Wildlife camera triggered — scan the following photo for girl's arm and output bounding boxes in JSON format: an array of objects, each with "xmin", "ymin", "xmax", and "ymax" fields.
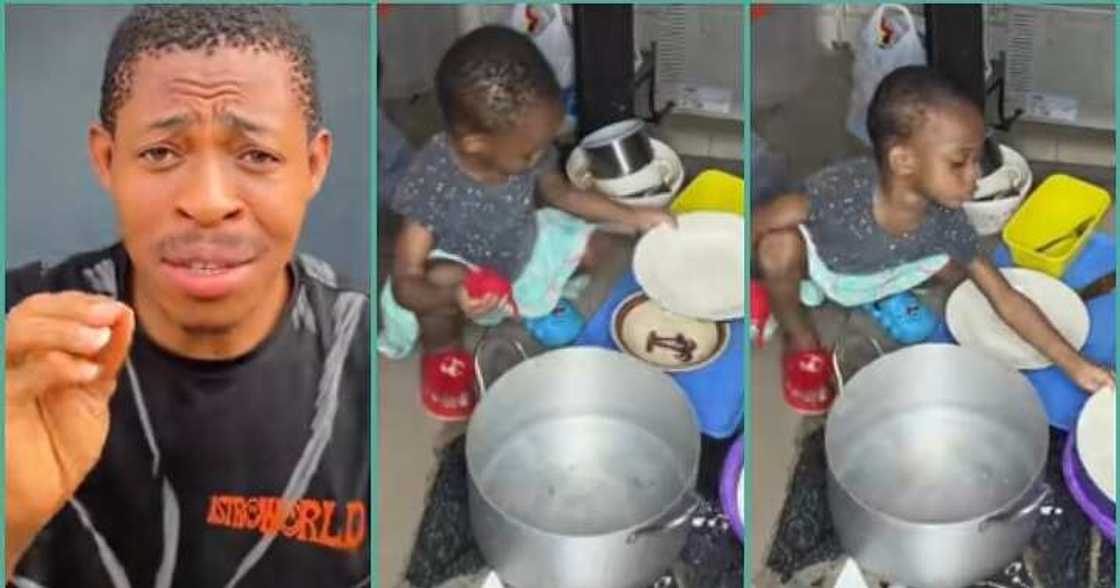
[
  {"xmin": 967, "ymin": 256, "xmax": 1114, "ymax": 393},
  {"xmin": 751, "ymin": 192, "xmax": 810, "ymax": 244},
  {"xmin": 538, "ymin": 171, "xmax": 674, "ymax": 233}
]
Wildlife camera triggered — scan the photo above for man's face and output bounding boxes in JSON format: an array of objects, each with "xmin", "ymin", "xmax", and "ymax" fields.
[{"xmin": 90, "ymin": 47, "xmax": 331, "ymax": 332}]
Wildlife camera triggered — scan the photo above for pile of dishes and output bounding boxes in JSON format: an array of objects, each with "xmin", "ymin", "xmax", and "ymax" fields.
[
  {"xmin": 565, "ymin": 118, "xmax": 685, "ymax": 213},
  {"xmin": 620, "ymin": 210, "xmax": 747, "ymax": 538},
  {"xmin": 962, "ymin": 142, "xmax": 1033, "ymax": 236},
  {"xmin": 611, "ymin": 211, "xmax": 745, "ymax": 375}
]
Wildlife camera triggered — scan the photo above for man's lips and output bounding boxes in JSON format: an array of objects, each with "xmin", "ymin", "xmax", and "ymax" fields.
[
  {"xmin": 161, "ymin": 244, "xmax": 257, "ymax": 267},
  {"xmin": 162, "ymin": 256, "xmax": 254, "ymax": 270},
  {"xmin": 158, "ymin": 251, "xmax": 259, "ymax": 299}
]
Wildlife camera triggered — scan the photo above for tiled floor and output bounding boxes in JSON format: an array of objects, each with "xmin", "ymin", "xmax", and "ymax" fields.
[{"xmin": 377, "ymin": 94, "xmax": 743, "ymax": 585}]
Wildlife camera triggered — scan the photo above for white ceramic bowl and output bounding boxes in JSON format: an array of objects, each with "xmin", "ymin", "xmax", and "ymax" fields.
[
  {"xmin": 566, "ymin": 138, "xmax": 685, "ymax": 211},
  {"xmin": 962, "ymin": 144, "xmax": 1033, "ymax": 236}
]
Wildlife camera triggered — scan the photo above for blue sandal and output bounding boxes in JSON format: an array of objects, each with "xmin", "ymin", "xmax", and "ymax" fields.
[
  {"xmin": 524, "ymin": 298, "xmax": 585, "ymax": 348},
  {"xmin": 864, "ymin": 291, "xmax": 936, "ymax": 345}
]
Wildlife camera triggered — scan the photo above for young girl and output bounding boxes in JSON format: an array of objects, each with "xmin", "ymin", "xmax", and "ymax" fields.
[
  {"xmin": 753, "ymin": 66, "xmax": 1113, "ymax": 415},
  {"xmin": 380, "ymin": 26, "xmax": 672, "ymax": 420}
]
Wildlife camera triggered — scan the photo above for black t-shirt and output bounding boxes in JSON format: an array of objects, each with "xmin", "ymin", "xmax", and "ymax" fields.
[{"xmin": 7, "ymin": 245, "xmax": 370, "ymax": 588}]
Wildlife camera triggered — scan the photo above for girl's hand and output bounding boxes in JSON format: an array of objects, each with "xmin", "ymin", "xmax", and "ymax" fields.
[
  {"xmin": 455, "ymin": 288, "xmax": 505, "ymax": 319},
  {"xmin": 630, "ymin": 208, "xmax": 676, "ymax": 233},
  {"xmin": 1068, "ymin": 360, "xmax": 1115, "ymax": 394}
]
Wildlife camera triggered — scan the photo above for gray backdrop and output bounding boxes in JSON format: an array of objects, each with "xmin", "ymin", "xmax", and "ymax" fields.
[{"xmin": 6, "ymin": 5, "xmax": 371, "ymax": 287}]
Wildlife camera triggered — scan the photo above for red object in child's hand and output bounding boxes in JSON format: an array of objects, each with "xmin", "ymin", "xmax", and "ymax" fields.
[
  {"xmin": 750, "ymin": 280, "xmax": 775, "ymax": 347},
  {"xmin": 463, "ymin": 267, "xmax": 519, "ymax": 318}
]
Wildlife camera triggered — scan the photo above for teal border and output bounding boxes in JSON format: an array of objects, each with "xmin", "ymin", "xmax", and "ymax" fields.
[
  {"xmin": 742, "ymin": 3, "xmax": 752, "ymax": 585},
  {"xmin": 369, "ymin": 4, "xmax": 380, "ymax": 587}
]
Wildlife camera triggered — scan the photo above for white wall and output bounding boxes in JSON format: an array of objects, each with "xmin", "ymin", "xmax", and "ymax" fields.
[
  {"xmin": 378, "ymin": 5, "xmax": 460, "ymax": 100},
  {"xmin": 752, "ymin": 4, "xmax": 1114, "ymax": 170}
]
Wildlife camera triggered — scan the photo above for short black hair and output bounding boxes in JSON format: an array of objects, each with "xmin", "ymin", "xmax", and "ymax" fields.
[
  {"xmin": 435, "ymin": 25, "xmax": 561, "ymax": 134},
  {"xmin": 100, "ymin": 5, "xmax": 320, "ymax": 134},
  {"xmin": 867, "ymin": 66, "xmax": 978, "ymax": 166}
]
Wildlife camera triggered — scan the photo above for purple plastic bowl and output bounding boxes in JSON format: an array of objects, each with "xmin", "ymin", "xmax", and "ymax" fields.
[
  {"xmin": 1062, "ymin": 431, "xmax": 1115, "ymax": 543},
  {"xmin": 719, "ymin": 435, "xmax": 744, "ymax": 542}
]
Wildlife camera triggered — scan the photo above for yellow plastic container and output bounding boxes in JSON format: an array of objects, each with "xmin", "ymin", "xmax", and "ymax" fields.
[
  {"xmin": 670, "ymin": 170, "xmax": 745, "ymax": 216},
  {"xmin": 1001, "ymin": 174, "xmax": 1112, "ymax": 278}
]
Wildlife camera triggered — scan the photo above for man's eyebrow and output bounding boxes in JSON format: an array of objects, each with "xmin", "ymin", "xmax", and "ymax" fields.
[
  {"xmin": 220, "ymin": 112, "xmax": 272, "ymax": 134},
  {"xmin": 142, "ymin": 113, "xmax": 273, "ymax": 135},
  {"xmin": 147, "ymin": 113, "xmax": 192, "ymax": 132}
]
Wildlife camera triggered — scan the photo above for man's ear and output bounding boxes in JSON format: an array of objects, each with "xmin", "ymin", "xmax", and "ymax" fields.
[
  {"xmin": 88, "ymin": 123, "xmax": 114, "ymax": 192},
  {"xmin": 306, "ymin": 128, "xmax": 333, "ymax": 199}
]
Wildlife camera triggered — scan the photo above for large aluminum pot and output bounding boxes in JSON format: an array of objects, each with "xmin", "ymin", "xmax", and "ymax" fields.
[
  {"xmin": 826, "ymin": 344, "xmax": 1050, "ymax": 588},
  {"xmin": 467, "ymin": 344, "xmax": 701, "ymax": 588}
]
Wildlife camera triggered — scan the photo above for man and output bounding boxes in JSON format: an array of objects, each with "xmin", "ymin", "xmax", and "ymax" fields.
[{"xmin": 5, "ymin": 6, "xmax": 369, "ymax": 586}]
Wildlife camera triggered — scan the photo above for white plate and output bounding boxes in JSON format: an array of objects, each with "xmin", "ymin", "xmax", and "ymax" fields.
[
  {"xmin": 946, "ymin": 268, "xmax": 1090, "ymax": 370},
  {"xmin": 633, "ymin": 212, "xmax": 745, "ymax": 321},
  {"xmin": 1077, "ymin": 388, "xmax": 1116, "ymax": 502}
]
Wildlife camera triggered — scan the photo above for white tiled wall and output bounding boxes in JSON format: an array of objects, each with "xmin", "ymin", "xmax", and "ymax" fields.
[
  {"xmin": 654, "ymin": 113, "xmax": 744, "ymax": 161},
  {"xmin": 1004, "ymin": 123, "xmax": 1115, "ymax": 168}
]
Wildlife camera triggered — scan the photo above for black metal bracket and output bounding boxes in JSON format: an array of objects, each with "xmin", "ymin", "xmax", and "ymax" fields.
[
  {"xmin": 633, "ymin": 42, "xmax": 676, "ymax": 126},
  {"xmin": 986, "ymin": 52, "xmax": 1024, "ymax": 133}
]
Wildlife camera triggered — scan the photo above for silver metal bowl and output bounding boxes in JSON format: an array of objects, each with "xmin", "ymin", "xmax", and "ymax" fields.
[{"xmin": 580, "ymin": 119, "xmax": 655, "ymax": 179}]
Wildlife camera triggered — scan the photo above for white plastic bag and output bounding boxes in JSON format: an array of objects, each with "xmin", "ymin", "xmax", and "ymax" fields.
[
  {"xmin": 510, "ymin": 4, "xmax": 574, "ymax": 89},
  {"xmin": 846, "ymin": 4, "xmax": 926, "ymax": 145}
]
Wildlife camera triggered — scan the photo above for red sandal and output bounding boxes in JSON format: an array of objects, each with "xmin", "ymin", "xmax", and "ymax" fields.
[
  {"xmin": 782, "ymin": 348, "xmax": 836, "ymax": 416},
  {"xmin": 421, "ymin": 348, "xmax": 477, "ymax": 421}
]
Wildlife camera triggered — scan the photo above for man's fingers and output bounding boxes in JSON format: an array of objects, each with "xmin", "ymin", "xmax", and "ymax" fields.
[
  {"xmin": 12, "ymin": 292, "xmax": 125, "ymax": 327},
  {"xmin": 7, "ymin": 315, "xmax": 113, "ymax": 357},
  {"xmin": 8, "ymin": 351, "xmax": 102, "ymax": 405},
  {"xmin": 95, "ymin": 306, "xmax": 135, "ymax": 384}
]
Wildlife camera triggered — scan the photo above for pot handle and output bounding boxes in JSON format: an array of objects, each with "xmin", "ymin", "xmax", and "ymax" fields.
[
  {"xmin": 473, "ymin": 330, "xmax": 529, "ymax": 396},
  {"xmin": 832, "ymin": 332, "xmax": 884, "ymax": 395},
  {"xmin": 979, "ymin": 482, "xmax": 1052, "ymax": 532},
  {"xmin": 626, "ymin": 490, "xmax": 702, "ymax": 545}
]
